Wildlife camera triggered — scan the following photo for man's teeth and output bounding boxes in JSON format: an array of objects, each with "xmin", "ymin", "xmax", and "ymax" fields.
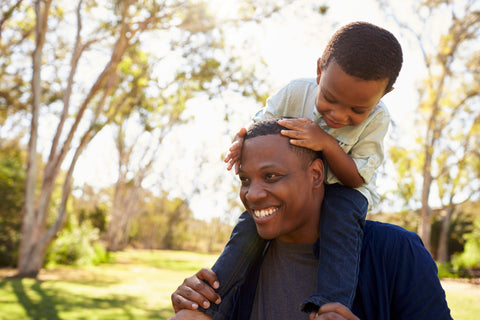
[{"xmin": 253, "ymin": 208, "xmax": 277, "ymax": 218}]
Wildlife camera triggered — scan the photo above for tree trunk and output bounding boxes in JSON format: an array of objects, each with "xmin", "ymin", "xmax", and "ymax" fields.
[
  {"xmin": 17, "ymin": 0, "xmax": 51, "ymax": 278},
  {"xmin": 418, "ymin": 209, "xmax": 432, "ymax": 254},
  {"xmin": 16, "ymin": 240, "xmax": 49, "ymax": 278},
  {"xmin": 419, "ymin": 162, "xmax": 433, "ymax": 253},
  {"xmin": 437, "ymin": 207, "xmax": 454, "ymax": 263}
]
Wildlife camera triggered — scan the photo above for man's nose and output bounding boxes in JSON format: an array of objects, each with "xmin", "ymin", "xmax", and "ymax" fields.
[{"xmin": 245, "ymin": 181, "xmax": 267, "ymax": 202}]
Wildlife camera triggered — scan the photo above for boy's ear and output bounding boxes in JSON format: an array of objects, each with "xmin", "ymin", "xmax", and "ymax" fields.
[
  {"xmin": 316, "ymin": 58, "xmax": 322, "ymax": 84},
  {"xmin": 382, "ymin": 86, "xmax": 394, "ymax": 97},
  {"xmin": 310, "ymin": 158, "xmax": 324, "ymax": 189}
]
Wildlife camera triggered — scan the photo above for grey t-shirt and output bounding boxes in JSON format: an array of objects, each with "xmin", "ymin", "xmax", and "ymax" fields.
[{"xmin": 249, "ymin": 239, "xmax": 317, "ymax": 320}]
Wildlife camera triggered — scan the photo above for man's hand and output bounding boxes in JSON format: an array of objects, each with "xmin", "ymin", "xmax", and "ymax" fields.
[
  {"xmin": 224, "ymin": 127, "xmax": 247, "ymax": 174},
  {"xmin": 278, "ymin": 118, "xmax": 334, "ymax": 152},
  {"xmin": 171, "ymin": 268, "xmax": 221, "ymax": 313},
  {"xmin": 168, "ymin": 309, "xmax": 214, "ymax": 320},
  {"xmin": 309, "ymin": 303, "xmax": 360, "ymax": 320}
]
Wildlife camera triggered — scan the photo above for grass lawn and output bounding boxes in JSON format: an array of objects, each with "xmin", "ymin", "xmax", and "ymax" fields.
[
  {"xmin": 0, "ymin": 250, "xmax": 478, "ymax": 320},
  {"xmin": 0, "ymin": 250, "xmax": 217, "ymax": 320}
]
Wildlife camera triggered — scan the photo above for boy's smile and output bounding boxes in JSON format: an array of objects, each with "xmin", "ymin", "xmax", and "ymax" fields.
[{"xmin": 315, "ymin": 61, "xmax": 391, "ymax": 128}]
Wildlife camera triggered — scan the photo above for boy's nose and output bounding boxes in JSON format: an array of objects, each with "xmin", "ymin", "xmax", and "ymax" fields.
[{"xmin": 334, "ymin": 108, "xmax": 350, "ymax": 124}]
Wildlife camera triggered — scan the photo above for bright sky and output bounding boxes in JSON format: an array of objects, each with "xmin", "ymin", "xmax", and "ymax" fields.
[{"xmin": 70, "ymin": 0, "xmax": 428, "ymax": 222}]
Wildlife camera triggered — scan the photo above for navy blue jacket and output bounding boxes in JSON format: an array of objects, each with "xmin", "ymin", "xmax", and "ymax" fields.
[{"xmin": 232, "ymin": 221, "xmax": 452, "ymax": 320}]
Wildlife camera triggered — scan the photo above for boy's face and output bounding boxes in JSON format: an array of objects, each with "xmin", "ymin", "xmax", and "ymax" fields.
[
  {"xmin": 315, "ymin": 60, "xmax": 391, "ymax": 128},
  {"xmin": 238, "ymin": 134, "xmax": 324, "ymax": 244}
]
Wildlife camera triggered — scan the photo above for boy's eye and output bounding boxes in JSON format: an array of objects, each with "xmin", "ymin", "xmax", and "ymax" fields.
[
  {"xmin": 323, "ymin": 93, "xmax": 336, "ymax": 103},
  {"xmin": 352, "ymin": 108, "xmax": 367, "ymax": 114},
  {"xmin": 352, "ymin": 107, "xmax": 369, "ymax": 114}
]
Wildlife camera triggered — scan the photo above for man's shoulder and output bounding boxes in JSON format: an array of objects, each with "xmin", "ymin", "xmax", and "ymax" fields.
[{"xmin": 364, "ymin": 220, "xmax": 423, "ymax": 248}]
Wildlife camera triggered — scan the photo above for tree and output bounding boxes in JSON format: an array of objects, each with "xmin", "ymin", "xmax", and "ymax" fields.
[
  {"xmin": 379, "ymin": 0, "xmax": 480, "ymax": 254},
  {"xmin": 17, "ymin": 0, "xmax": 212, "ymax": 278},
  {"xmin": 104, "ymin": 0, "xmax": 310, "ymax": 251},
  {"xmin": 8, "ymin": 0, "xmax": 301, "ymax": 277}
]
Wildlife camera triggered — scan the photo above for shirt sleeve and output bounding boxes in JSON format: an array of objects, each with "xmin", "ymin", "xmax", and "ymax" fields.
[
  {"xmin": 252, "ymin": 85, "xmax": 290, "ymax": 121},
  {"xmin": 349, "ymin": 107, "xmax": 390, "ymax": 184}
]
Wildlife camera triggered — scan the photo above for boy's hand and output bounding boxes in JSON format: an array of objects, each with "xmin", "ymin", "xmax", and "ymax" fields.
[
  {"xmin": 278, "ymin": 118, "xmax": 333, "ymax": 151},
  {"xmin": 224, "ymin": 127, "xmax": 247, "ymax": 174},
  {"xmin": 171, "ymin": 268, "xmax": 221, "ymax": 313}
]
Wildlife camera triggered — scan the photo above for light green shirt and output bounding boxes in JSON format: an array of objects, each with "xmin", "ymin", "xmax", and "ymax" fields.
[{"xmin": 253, "ymin": 78, "xmax": 391, "ymax": 210}]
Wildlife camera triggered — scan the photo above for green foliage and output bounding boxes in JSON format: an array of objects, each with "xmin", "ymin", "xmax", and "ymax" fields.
[
  {"xmin": 0, "ymin": 141, "xmax": 25, "ymax": 267},
  {"xmin": 430, "ymin": 208, "xmax": 477, "ymax": 259},
  {"xmin": 45, "ymin": 217, "xmax": 110, "ymax": 267},
  {"xmin": 437, "ymin": 262, "xmax": 459, "ymax": 279},
  {"xmin": 129, "ymin": 195, "xmax": 193, "ymax": 250},
  {"xmin": 128, "ymin": 193, "xmax": 232, "ymax": 252},
  {"xmin": 77, "ymin": 205, "xmax": 107, "ymax": 233},
  {"xmin": 452, "ymin": 216, "xmax": 480, "ymax": 270}
]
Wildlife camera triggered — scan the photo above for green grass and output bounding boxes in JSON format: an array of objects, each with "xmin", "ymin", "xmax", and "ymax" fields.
[
  {"xmin": 0, "ymin": 250, "xmax": 217, "ymax": 320},
  {"xmin": 442, "ymin": 280, "xmax": 480, "ymax": 320},
  {"xmin": 0, "ymin": 250, "xmax": 478, "ymax": 320}
]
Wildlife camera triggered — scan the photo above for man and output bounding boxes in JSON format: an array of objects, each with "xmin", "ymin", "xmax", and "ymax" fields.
[{"xmin": 170, "ymin": 119, "xmax": 452, "ymax": 320}]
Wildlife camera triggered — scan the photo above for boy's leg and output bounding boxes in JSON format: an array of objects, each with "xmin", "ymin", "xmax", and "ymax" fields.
[
  {"xmin": 201, "ymin": 210, "xmax": 267, "ymax": 320},
  {"xmin": 301, "ymin": 183, "xmax": 368, "ymax": 313}
]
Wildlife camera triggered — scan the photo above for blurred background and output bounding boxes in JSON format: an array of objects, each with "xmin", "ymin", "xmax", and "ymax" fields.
[{"xmin": 0, "ymin": 0, "xmax": 479, "ymax": 318}]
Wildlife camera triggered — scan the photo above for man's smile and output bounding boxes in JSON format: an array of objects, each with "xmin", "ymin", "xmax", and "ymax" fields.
[{"xmin": 252, "ymin": 207, "xmax": 279, "ymax": 219}]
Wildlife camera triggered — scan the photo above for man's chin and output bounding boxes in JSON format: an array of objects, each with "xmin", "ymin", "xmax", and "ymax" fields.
[{"xmin": 255, "ymin": 228, "xmax": 277, "ymax": 240}]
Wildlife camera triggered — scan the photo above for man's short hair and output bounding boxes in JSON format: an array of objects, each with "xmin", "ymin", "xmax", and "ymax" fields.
[
  {"xmin": 320, "ymin": 21, "xmax": 403, "ymax": 93},
  {"xmin": 245, "ymin": 118, "xmax": 323, "ymax": 168}
]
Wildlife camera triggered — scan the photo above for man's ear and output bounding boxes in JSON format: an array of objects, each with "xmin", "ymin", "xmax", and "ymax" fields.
[
  {"xmin": 316, "ymin": 58, "xmax": 322, "ymax": 84},
  {"xmin": 310, "ymin": 158, "xmax": 324, "ymax": 189}
]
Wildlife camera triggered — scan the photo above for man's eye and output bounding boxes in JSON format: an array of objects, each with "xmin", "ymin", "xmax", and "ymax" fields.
[
  {"xmin": 239, "ymin": 176, "xmax": 249, "ymax": 186},
  {"xmin": 265, "ymin": 173, "xmax": 280, "ymax": 181}
]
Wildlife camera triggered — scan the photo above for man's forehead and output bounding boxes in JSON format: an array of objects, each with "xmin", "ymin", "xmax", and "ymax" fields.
[
  {"xmin": 242, "ymin": 134, "xmax": 289, "ymax": 159},
  {"xmin": 244, "ymin": 134, "xmax": 289, "ymax": 150}
]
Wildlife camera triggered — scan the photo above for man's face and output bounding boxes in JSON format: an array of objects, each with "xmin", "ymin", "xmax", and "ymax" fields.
[
  {"xmin": 238, "ymin": 134, "xmax": 323, "ymax": 244},
  {"xmin": 315, "ymin": 61, "xmax": 390, "ymax": 128}
]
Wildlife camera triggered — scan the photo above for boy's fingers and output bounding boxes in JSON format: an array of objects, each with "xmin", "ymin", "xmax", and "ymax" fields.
[
  {"xmin": 238, "ymin": 127, "xmax": 247, "ymax": 137},
  {"xmin": 278, "ymin": 117, "xmax": 304, "ymax": 127},
  {"xmin": 234, "ymin": 161, "xmax": 240, "ymax": 175}
]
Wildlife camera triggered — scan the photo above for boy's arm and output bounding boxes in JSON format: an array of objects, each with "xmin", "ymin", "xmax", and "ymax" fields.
[{"xmin": 278, "ymin": 118, "xmax": 364, "ymax": 188}]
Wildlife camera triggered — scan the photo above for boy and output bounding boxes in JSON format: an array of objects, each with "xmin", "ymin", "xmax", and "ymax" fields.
[{"xmin": 211, "ymin": 21, "xmax": 403, "ymax": 318}]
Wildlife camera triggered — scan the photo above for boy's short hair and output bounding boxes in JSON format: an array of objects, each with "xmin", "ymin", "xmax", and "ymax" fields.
[
  {"xmin": 320, "ymin": 21, "xmax": 403, "ymax": 93},
  {"xmin": 245, "ymin": 118, "xmax": 323, "ymax": 167}
]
